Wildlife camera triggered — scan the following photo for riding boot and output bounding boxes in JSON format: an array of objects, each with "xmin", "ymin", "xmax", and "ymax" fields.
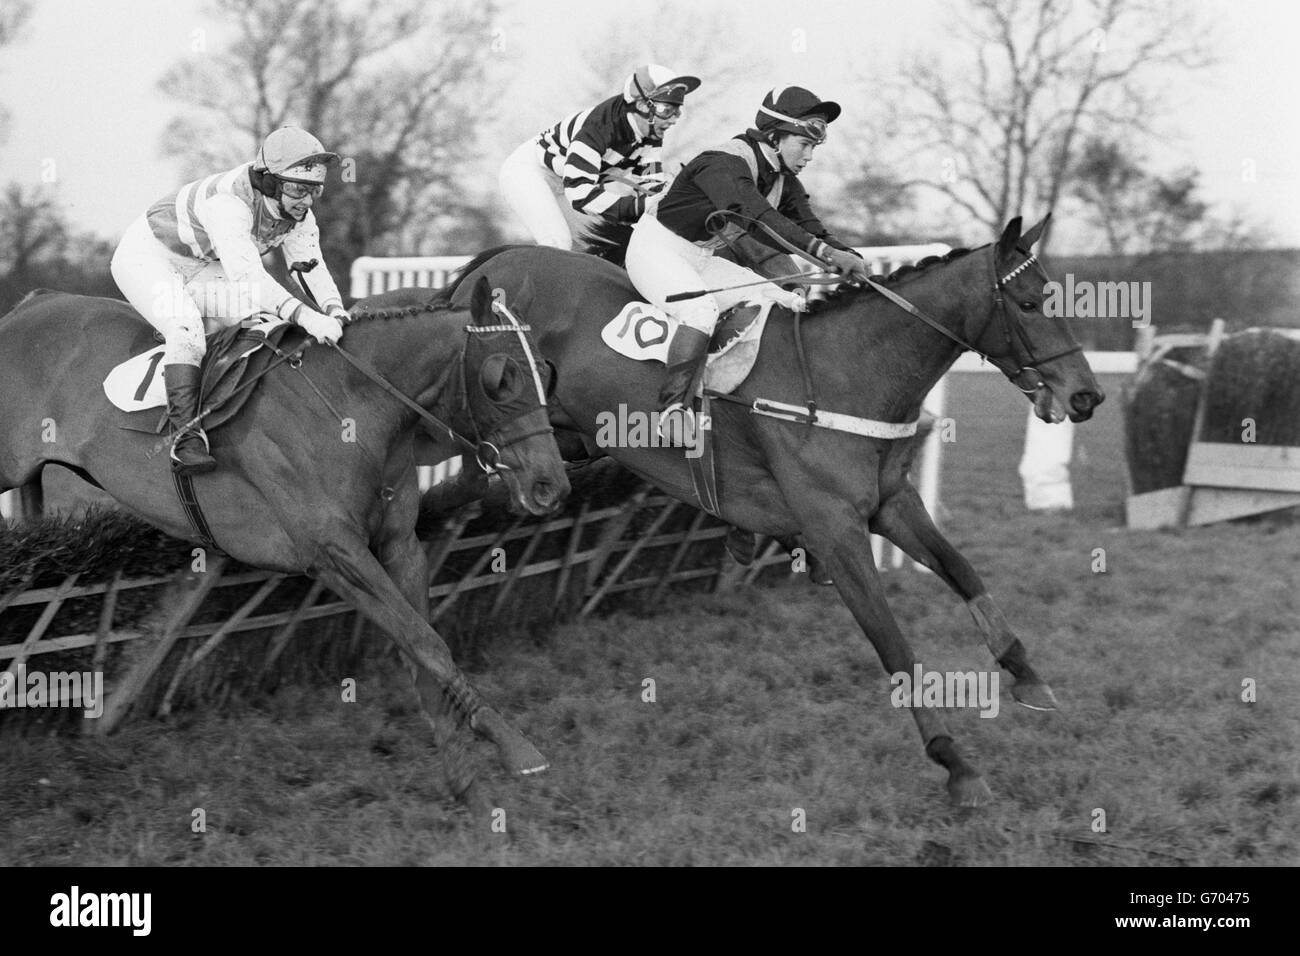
[
  {"xmin": 657, "ymin": 325, "xmax": 711, "ymax": 445},
  {"xmin": 163, "ymin": 364, "xmax": 216, "ymax": 475}
]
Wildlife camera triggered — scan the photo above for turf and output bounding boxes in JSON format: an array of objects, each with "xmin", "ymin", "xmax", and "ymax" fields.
[{"xmin": 2, "ymin": 373, "xmax": 1297, "ymax": 865}]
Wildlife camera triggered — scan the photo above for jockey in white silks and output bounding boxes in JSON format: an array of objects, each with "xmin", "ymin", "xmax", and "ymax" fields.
[
  {"xmin": 624, "ymin": 86, "xmax": 873, "ymax": 442},
  {"xmin": 499, "ymin": 64, "xmax": 701, "ymax": 249},
  {"xmin": 110, "ymin": 126, "xmax": 349, "ymax": 475}
]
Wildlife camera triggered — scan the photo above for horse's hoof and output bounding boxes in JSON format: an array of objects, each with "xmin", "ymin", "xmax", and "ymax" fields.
[
  {"xmin": 948, "ymin": 773, "xmax": 993, "ymax": 808},
  {"xmin": 472, "ymin": 708, "xmax": 550, "ymax": 775},
  {"xmin": 501, "ymin": 737, "xmax": 549, "ymax": 776},
  {"xmin": 1013, "ymin": 680, "xmax": 1059, "ymax": 711}
]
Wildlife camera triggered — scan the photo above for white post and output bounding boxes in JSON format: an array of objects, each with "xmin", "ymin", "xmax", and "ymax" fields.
[
  {"xmin": 0, "ymin": 490, "xmax": 15, "ymax": 521},
  {"xmin": 1019, "ymin": 407, "xmax": 1074, "ymax": 511}
]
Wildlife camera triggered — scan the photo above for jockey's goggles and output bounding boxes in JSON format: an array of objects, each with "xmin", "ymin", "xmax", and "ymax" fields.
[
  {"xmin": 647, "ymin": 100, "xmax": 682, "ymax": 120},
  {"xmin": 759, "ymin": 106, "xmax": 829, "ymax": 144},
  {"xmin": 281, "ymin": 180, "xmax": 324, "ymax": 199}
]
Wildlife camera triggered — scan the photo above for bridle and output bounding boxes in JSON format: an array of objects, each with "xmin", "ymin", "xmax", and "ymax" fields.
[
  {"xmin": 331, "ymin": 292, "xmax": 554, "ymax": 474},
  {"xmin": 857, "ymin": 247, "xmax": 1082, "ymax": 396},
  {"xmin": 706, "ymin": 210, "xmax": 1082, "ymax": 395}
]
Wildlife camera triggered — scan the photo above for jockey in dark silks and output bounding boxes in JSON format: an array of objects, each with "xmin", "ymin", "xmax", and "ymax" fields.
[{"xmin": 624, "ymin": 86, "xmax": 871, "ymax": 439}]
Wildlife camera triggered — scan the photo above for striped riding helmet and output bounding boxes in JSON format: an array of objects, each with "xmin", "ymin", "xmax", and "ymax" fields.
[
  {"xmin": 623, "ymin": 64, "xmax": 701, "ymax": 108},
  {"xmin": 254, "ymin": 127, "xmax": 340, "ymax": 185}
]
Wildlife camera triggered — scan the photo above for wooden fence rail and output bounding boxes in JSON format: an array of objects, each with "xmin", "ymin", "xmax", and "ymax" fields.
[{"xmin": 0, "ymin": 485, "xmax": 809, "ymax": 724}]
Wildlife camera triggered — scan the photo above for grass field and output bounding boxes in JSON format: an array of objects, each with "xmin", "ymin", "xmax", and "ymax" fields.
[{"xmin": 2, "ymin": 373, "xmax": 1297, "ymax": 865}]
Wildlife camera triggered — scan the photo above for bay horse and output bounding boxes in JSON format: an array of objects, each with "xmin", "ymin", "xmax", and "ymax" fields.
[
  {"xmin": 0, "ymin": 275, "xmax": 569, "ymax": 803},
  {"xmin": 426, "ymin": 215, "xmax": 1103, "ymax": 806}
]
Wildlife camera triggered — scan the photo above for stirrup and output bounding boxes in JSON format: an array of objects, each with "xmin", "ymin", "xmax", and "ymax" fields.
[
  {"xmin": 657, "ymin": 403, "xmax": 696, "ymax": 446},
  {"xmin": 170, "ymin": 428, "xmax": 215, "ymax": 472}
]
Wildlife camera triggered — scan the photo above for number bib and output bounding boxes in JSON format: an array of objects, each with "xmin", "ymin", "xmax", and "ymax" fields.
[
  {"xmin": 103, "ymin": 345, "xmax": 169, "ymax": 411},
  {"xmin": 600, "ymin": 302, "xmax": 678, "ymax": 363}
]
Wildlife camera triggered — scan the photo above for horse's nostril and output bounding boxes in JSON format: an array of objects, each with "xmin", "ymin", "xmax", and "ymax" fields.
[
  {"xmin": 1071, "ymin": 390, "xmax": 1101, "ymax": 414},
  {"xmin": 532, "ymin": 481, "xmax": 555, "ymax": 506}
]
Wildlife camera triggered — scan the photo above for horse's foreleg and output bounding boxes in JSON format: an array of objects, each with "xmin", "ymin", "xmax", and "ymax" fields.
[
  {"xmin": 870, "ymin": 484, "xmax": 1058, "ymax": 711},
  {"xmin": 19, "ymin": 478, "xmax": 44, "ymax": 520},
  {"xmin": 311, "ymin": 536, "xmax": 548, "ymax": 777},
  {"xmin": 812, "ymin": 520, "xmax": 992, "ymax": 806},
  {"xmin": 374, "ymin": 527, "xmax": 496, "ymax": 811}
]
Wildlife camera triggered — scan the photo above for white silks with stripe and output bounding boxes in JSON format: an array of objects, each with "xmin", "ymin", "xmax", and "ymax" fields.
[{"xmin": 144, "ymin": 162, "xmax": 345, "ymax": 317}]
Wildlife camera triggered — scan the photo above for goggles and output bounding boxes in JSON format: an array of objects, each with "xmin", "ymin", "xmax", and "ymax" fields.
[
  {"xmin": 647, "ymin": 100, "xmax": 682, "ymax": 120},
  {"xmin": 759, "ymin": 105, "xmax": 829, "ymax": 143},
  {"xmin": 281, "ymin": 180, "xmax": 324, "ymax": 200}
]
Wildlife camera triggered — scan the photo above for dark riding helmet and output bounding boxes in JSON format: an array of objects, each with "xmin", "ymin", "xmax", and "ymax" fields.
[{"xmin": 755, "ymin": 86, "xmax": 841, "ymax": 145}]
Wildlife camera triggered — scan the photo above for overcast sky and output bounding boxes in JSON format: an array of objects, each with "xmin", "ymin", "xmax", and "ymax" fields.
[{"xmin": 1, "ymin": 0, "xmax": 1297, "ymax": 251}]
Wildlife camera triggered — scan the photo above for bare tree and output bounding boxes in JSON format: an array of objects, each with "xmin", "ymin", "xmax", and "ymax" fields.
[
  {"xmin": 0, "ymin": 183, "xmax": 67, "ymax": 277},
  {"xmin": 0, "ymin": 0, "xmax": 32, "ymax": 146},
  {"xmin": 156, "ymin": 0, "xmax": 502, "ymax": 263},
  {"xmin": 898, "ymin": 0, "xmax": 1214, "ymax": 252}
]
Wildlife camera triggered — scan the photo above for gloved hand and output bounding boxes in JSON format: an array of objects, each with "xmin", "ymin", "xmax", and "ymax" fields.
[
  {"xmin": 327, "ymin": 306, "xmax": 351, "ymax": 325},
  {"xmin": 297, "ymin": 308, "xmax": 344, "ymax": 345},
  {"xmin": 824, "ymin": 247, "xmax": 870, "ymax": 282}
]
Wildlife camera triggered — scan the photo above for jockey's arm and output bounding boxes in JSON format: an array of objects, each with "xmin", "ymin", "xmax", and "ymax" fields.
[
  {"xmin": 562, "ymin": 132, "xmax": 649, "ymax": 222},
  {"xmin": 779, "ymin": 177, "xmax": 859, "ymax": 258},
  {"xmin": 203, "ymin": 194, "xmax": 311, "ymax": 322},
  {"xmin": 694, "ymin": 154, "xmax": 832, "ymax": 261},
  {"xmin": 278, "ymin": 214, "xmax": 345, "ymax": 314}
]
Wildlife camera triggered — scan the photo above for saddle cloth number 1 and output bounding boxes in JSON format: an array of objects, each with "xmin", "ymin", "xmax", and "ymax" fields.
[{"xmin": 103, "ymin": 345, "xmax": 168, "ymax": 412}]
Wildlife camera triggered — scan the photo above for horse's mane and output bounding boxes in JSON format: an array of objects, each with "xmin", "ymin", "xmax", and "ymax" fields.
[
  {"xmin": 577, "ymin": 219, "xmax": 633, "ymax": 268},
  {"xmin": 433, "ymin": 245, "xmax": 533, "ymax": 305},
  {"xmin": 809, "ymin": 246, "xmax": 975, "ymax": 313}
]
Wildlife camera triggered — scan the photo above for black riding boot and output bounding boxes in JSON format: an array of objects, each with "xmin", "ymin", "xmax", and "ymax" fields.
[
  {"xmin": 656, "ymin": 326, "xmax": 711, "ymax": 445},
  {"xmin": 163, "ymin": 364, "xmax": 216, "ymax": 475}
]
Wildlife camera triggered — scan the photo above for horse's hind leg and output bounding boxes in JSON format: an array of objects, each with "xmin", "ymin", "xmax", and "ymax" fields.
[
  {"xmin": 870, "ymin": 484, "xmax": 1058, "ymax": 711},
  {"xmin": 309, "ymin": 534, "xmax": 548, "ymax": 778}
]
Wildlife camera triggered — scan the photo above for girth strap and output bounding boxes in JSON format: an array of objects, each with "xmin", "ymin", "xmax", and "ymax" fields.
[{"xmin": 172, "ymin": 469, "xmax": 220, "ymax": 553}]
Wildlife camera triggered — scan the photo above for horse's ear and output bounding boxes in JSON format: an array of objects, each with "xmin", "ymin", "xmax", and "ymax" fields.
[
  {"xmin": 469, "ymin": 275, "xmax": 492, "ymax": 322},
  {"xmin": 997, "ymin": 217, "xmax": 1023, "ymax": 257},
  {"xmin": 1019, "ymin": 213, "xmax": 1050, "ymax": 251}
]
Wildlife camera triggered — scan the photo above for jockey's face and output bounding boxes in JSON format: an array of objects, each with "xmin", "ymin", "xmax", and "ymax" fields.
[
  {"xmin": 645, "ymin": 99, "xmax": 682, "ymax": 135},
  {"xmin": 278, "ymin": 179, "xmax": 322, "ymax": 221},
  {"xmin": 776, "ymin": 134, "xmax": 818, "ymax": 175}
]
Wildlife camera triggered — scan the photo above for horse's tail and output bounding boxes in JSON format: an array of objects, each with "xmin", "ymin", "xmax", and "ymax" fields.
[{"xmin": 578, "ymin": 219, "xmax": 633, "ymax": 269}]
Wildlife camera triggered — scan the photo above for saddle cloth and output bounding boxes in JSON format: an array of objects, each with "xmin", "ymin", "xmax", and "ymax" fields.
[
  {"xmin": 600, "ymin": 299, "xmax": 774, "ymax": 396},
  {"xmin": 104, "ymin": 317, "xmax": 308, "ymax": 433}
]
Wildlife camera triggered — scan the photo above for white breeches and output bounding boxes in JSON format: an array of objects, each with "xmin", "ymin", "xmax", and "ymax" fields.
[
  {"xmin": 625, "ymin": 213, "xmax": 793, "ymax": 334},
  {"xmin": 110, "ymin": 215, "xmax": 283, "ymax": 366},
  {"xmin": 499, "ymin": 140, "xmax": 578, "ymax": 249}
]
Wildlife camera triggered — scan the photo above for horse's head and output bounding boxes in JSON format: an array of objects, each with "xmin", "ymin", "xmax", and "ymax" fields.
[
  {"xmin": 460, "ymin": 275, "xmax": 569, "ymax": 516},
  {"xmin": 973, "ymin": 215, "xmax": 1105, "ymax": 423}
]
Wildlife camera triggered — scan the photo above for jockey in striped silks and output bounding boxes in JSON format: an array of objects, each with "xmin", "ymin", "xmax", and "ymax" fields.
[
  {"xmin": 499, "ymin": 64, "xmax": 701, "ymax": 250},
  {"xmin": 110, "ymin": 126, "xmax": 350, "ymax": 474}
]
